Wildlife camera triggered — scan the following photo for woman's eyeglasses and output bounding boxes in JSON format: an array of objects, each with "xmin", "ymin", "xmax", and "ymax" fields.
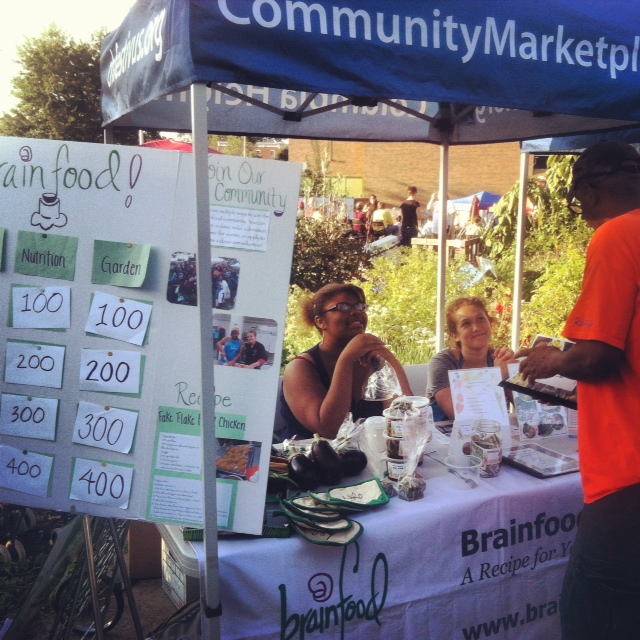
[{"xmin": 321, "ymin": 302, "xmax": 368, "ymax": 314}]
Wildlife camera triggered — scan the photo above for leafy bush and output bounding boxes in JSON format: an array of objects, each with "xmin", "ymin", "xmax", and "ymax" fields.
[
  {"xmin": 284, "ymin": 247, "xmax": 518, "ymax": 367},
  {"xmin": 290, "ymin": 217, "xmax": 372, "ymax": 291},
  {"xmin": 285, "ymin": 152, "xmax": 593, "ymax": 368},
  {"xmin": 519, "ymin": 241, "xmax": 587, "ymax": 344}
]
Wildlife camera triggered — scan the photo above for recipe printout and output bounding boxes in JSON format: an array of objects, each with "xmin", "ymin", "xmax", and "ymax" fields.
[
  {"xmin": 0, "ymin": 137, "xmax": 300, "ymax": 535},
  {"xmin": 448, "ymin": 367, "xmax": 510, "ymax": 426}
]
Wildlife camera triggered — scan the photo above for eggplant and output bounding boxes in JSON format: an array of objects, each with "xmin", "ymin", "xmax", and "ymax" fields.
[
  {"xmin": 310, "ymin": 436, "xmax": 344, "ymax": 485},
  {"xmin": 339, "ymin": 449, "xmax": 368, "ymax": 477},
  {"xmin": 288, "ymin": 453, "xmax": 319, "ymax": 490}
]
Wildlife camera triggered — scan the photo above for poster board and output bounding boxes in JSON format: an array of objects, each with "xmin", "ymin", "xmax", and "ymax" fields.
[{"xmin": 0, "ymin": 137, "xmax": 300, "ymax": 534}]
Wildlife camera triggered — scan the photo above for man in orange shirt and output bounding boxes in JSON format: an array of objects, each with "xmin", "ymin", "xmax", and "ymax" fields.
[{"xmin": 517, "ymin": 140, "xmax": 640, "ymax": 640}]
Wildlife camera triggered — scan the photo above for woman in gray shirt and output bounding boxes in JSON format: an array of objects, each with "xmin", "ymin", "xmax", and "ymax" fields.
[{"xmin": 426, "ymin": 297, "xmax": 516, "ymax": 421}]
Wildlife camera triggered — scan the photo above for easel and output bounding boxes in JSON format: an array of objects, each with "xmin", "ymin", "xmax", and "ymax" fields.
[{"xmin": 49, "ymin": 515, "xmax": 144, "ymax": 640}]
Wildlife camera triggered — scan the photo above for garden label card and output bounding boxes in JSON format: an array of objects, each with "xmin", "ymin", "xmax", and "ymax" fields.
[{"xmin": 91, "ymin": 240, "xmax": 151, "ymax": 287}]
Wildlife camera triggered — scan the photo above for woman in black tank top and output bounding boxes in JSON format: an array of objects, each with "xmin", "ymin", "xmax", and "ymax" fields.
[{"xmin": 281, "ymin": 283, "xmax": 413, "ymax": 440}]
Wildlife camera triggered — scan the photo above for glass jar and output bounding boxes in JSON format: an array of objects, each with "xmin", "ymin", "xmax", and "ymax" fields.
[{"xmin": 471, "ymin": 420, "xmax": 502, "ymax": 478}]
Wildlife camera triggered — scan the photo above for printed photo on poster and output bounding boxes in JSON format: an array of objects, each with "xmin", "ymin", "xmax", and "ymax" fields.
[
  {"xmin": 166, "ymin": 252, "xmax": 241, "ymax": 310},
  {"xmin": 212, "ymin": 257, "xmax": 239, "ymax": 310},
  {"xmin": 216, "ymin": 439, "xmax": 262, "ymax": 482},
  {"xmin": 166, "ymin": 252, "xmax": 197, "ymax": 306},
  {"xmin": 213, "ymin": 314, "xmax": 277, "ymax": 370}
]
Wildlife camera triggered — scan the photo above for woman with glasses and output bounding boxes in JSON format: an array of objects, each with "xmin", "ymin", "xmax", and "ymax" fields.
[
  {"xmin": 281, "ymin": 283, "xmax": 412, "ymax": 439},
  {"xmin": 426, "ymin": 297, "xmax": 517, "ymax": 422}
]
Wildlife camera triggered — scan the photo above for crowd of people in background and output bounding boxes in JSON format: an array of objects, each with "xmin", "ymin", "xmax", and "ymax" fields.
[{"xmin": 299, "ymin": 188, "xmax": 490, "ymax": 248}]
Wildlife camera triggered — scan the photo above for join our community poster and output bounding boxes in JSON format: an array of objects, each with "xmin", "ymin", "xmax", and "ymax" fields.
[{"xmin": 0, "ymin": 136, "xmax": 301, "ymax": 535}]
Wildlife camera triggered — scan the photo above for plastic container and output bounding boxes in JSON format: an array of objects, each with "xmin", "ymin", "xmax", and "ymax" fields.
[
  {"xmin": 364, "ymin": 416, "xmax": 387, "ymax": 455},
  {"xmin": 402, "ymin": 396, "xmax": 435, "ymax": 440},
  {"xmin": 444, "ymin": 454, "xmax": 482, "ymax": 485},
  {"xmin": 157, "ymin": 523, "xmax": 199, "ymax": 608},
  {"xmin": 383, "ymin": 406, "xmax": 420, "ymax": 437},
  {"xmin": 384, "ymin": 432, "xmax": 405, "ymax": 458},
  {"xmin": 448, "ymin": 419, "xmax": 474, "ymax": 458},
  {"xmin": 383, "ymin": 455, "xmax": 408, "ymax": 480},
  {"xmin": 471, "ymin": 420, "xmax": 503, "ymax": 478}
]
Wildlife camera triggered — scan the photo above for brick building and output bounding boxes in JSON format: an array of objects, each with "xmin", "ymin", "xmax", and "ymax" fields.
[{"xmin": 289, "ymin": 139, "xmax": 530, "ymax": 207}]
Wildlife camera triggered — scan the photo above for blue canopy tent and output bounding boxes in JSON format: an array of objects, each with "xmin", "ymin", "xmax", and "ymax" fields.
[
  {"xmin": 452, "ymin": 191, "xmax": 502, "ymax": 210},
  {"xmin": 522, "ymin": 130, "xmax": 640, "ymax": 154},
  {"xmin": 100, "ymin": 2, "xmax": 640, "ymax": 634}
]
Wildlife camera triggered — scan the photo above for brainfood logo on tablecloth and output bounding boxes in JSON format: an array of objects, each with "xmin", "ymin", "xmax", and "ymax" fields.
[
  {"xmin": 279, "ymin": 543, "xmax": 388, "ymax": 640},
  {"xmin": 460, "ymin": 509, "xmax": 580, "ymax": 585}
]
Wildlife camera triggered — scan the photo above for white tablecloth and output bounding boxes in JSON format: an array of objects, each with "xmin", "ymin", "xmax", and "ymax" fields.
[{"xmin": 173, "ymin": 438, "xmax": 585, "ymax": 639}]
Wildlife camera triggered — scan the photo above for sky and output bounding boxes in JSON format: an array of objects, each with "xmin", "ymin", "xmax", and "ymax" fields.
[{"xmin": 0, "ymin": 0, "xmax": 136, "ymax": 116}]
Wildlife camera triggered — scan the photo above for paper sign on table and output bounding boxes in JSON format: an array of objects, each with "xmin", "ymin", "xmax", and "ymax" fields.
[
  {"xmin": 0, "ymin": 394, "xmax": 58, "ymax": 440},
  {"xmin": 72, "ymin": 401, "xmax": 138, "ymax": 453},
  {"xmin": 0, "ymin": 445, "xmax": 54, "ymax": 497},
  {"xmin": 79, "ymin": 349, "xmax": 142, "ymax": 395},
  {"xmin": 69, "ymin": 457, "xmax": 134, "ymax": 509},
  {"xmin": 14, "ymin": 230, "xmax": 78, "ymax": 281},
  {"xmin": 85, "ymin": 292, "xmax": 152, "ymax": 345},
  {"xmin": 92, "ymin": 240, "xmax": 151, "ymax": 287},
  {"xmin": 12, "ymin": 285, "xmax": 71, "ymax": 329},
  {"xmin": 4, "ymin": 340, "xmax": 66, "ymax": 388},
  {"xmin": 448, "ymin": 367, "xmax": 509, "ymax": 426}
]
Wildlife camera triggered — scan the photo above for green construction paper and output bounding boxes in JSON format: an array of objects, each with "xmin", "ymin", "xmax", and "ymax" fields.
[
  {"xmin": 92, "ymin": 240, "xmax": 151, "ymax": 288},
  {"xmin": 14, "ymin": 230, "xmax": 78, "ymax": 281},
  {"xmin": 215, "ymin": 413, "xmax": 247, "ymax": 439}
]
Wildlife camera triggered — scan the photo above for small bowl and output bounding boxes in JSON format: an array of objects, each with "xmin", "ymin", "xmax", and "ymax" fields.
[{"xmin": 444, "ymin": 455, "xmax": 482, "ymax": 483}]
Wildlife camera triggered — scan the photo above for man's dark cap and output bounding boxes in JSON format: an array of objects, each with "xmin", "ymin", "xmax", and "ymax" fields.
[{"xmin": 573, "ymin": 140, "xmax": 640, "ymax": 182}]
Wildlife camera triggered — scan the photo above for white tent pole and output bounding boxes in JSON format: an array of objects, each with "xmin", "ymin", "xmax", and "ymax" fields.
[
  {"xmin": 511, "ymin": 152, "xmax": 530, "ymax": 351},
  {"xmin": 435, "ymin": 135, "xmax": 450, "ymax": 352},
  {"xmin": 191, "ymin": 82, "xmax": 221, "ymax": 640}
]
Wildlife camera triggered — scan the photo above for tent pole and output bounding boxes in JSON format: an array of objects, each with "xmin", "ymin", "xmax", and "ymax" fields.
[
  {"xmin": 191, "ymin": 82, "xmax": 221, "ymax": 640},
  {"xmin": 511, "ymin": 152, "xmax": 530, "ymax": 350},
  {"xmin": 436, "ymin": 135, "xmax": 450, "ymax": 352}
]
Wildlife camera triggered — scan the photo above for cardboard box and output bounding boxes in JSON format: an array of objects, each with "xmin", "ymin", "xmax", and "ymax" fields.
[{"xmin": 127, "ymin": 521, "xmax": 162, "ymax": 579}]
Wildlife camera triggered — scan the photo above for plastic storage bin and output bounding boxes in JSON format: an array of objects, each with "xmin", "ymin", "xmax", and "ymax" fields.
[{"xmin": 157, "ymin": 523, "xmax": 200, "ymax": 608}]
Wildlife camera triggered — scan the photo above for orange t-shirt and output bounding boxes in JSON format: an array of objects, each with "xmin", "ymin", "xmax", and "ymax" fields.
[{"xmin": 563, "ymin": 209, "xmax": 640, "ymax": 503}]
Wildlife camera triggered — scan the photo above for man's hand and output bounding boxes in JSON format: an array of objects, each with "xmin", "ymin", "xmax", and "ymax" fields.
[{"xmin": 515, "ymin": 345, "xmax": 563, "ymax": 384}]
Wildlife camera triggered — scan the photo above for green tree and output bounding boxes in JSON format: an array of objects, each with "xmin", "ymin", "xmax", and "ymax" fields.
[
  {"xmin": 0, "ymin": 26, "xmax": 152, "ymax": 145},
  {"xmin": 290, "ymin": 217, "xmax": 371, "ymax": 292}
]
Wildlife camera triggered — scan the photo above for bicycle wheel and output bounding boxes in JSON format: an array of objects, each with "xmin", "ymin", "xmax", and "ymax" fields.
[{"xmin": 54, "ymin": 575, "xmax": 125, "ymax": 637}]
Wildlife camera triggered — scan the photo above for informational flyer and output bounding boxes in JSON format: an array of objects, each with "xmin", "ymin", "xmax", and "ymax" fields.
[
  {"xmin": 0, "ymin": 137, "xmax": 301, "ymax": 534},
  {"xmin": 448, "ymin": 367, "xmax": 510, "ymax": 426}
]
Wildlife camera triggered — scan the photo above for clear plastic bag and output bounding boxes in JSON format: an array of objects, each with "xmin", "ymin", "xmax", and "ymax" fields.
[
  {"xmin": 388, "ymin": 398, "xmax": 429, "ymax": 501},
  {"xmin": 362, "ymin": 357, "xmax": 401, "ymax": 401}
]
